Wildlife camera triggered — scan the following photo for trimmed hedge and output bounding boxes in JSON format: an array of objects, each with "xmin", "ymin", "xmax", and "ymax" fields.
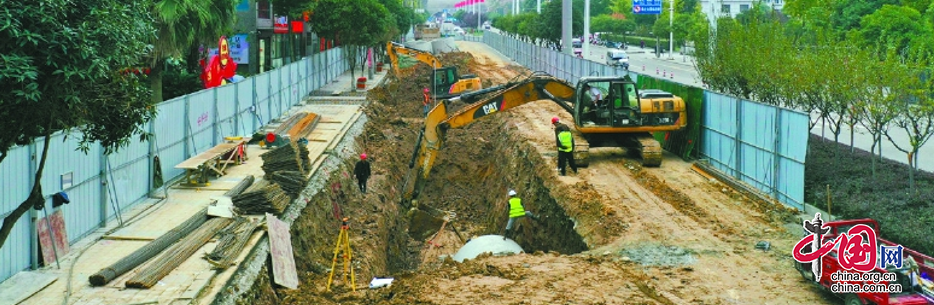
[
  {"xmin": 600, "ymin": 34, "xmax": 671, "ymax": 49},
  {"xmin": 804, "ymin": 134, "xmax": 934, "ymax": 255}
]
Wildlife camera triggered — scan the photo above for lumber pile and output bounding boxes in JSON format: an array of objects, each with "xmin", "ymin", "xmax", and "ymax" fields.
[
  {"xmin": 298, "ymin": 144, "xmax": 311, "ymax": 174},
  {"xmin": 126, "ymin": 216, "xmax": 233, "ymax": 288},
  {"xmin": 273, "ymin": 112, "xmax": 320, "ymax": 140},
  {"xmin": 88, "ymin": 209, "xmax": 208, "ymax": 286},
  {"xmin": 261, "ymin": 141, "xmax": 305, "ymax": 177},
  {"xmin": 224, "ymin": 175, "xmax": 255, "ymax": 197},
  {"xmin": 231, "ymin": 180, "xmax": 291, "ymax": 215},
  {"xmin": 269, "ymin": 171, "xmax": 308, "ymax": 199},
  {"xmin": 205, "ymin": 216, "xmax": 264, "ymax": 269}
]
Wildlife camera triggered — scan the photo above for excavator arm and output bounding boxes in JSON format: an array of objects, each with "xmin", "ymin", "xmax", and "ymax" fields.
[
  {"xmin": 401, "ymin": 73, "xmax": 577, "ymax": 205},
  {"xmin": 387, "ymin": 42, "xmax": 442, "ymax": 76}
]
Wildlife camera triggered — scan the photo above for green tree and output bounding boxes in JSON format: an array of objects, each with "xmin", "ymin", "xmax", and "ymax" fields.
[
  {"xmin": 533, "ymin": 0, "xmax": 584, "ymax": 44},
  {"xmin": 592, "ymin": 14, "xmax": 636, "ymax": 34},
  {"xmin": 0, "ymin": 0, "xmax": 157, "ymax": 249},
  {"xmin": 314, "ymin": 0, "xmax": 391, "ymax": 86},
  {"xmin": 149, "ymin": 0, "xmax": 238, "ymax": 103},
  {"xmin": 858, "ymin": 5, "xmax": 928, "ymax": 58},
  {"xmin": 884, "ymin": 55, "xmax": 934, "ymax": 192}
]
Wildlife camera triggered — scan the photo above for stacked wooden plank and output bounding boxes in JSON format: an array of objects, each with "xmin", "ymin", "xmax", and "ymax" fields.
[
  {"xmin": 205, "ymin": 216, "xmax": 263, "ymax": 269},
  {"xmin": 261, "ymin": 141, "xmax": 304, "ymax": 177},
  {"xmin": 231, "ymin": 180, "xmax": 291, "ymax": 215},
  {"xmin": 298, "ymin": 144, "xmax": 311, "ymax": 175},
  {"xmin": 269, "ymin": 171, "xmax": 307, "ymax": 199},
  {"xmin": 273, "ymin": 112, "xmax": 320, "ymax": 140}
]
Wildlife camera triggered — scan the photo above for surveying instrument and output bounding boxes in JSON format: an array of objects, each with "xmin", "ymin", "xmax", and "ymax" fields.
[{"xmin": 326, "ymin": 217, "xmax": 356, "ymax": 292}]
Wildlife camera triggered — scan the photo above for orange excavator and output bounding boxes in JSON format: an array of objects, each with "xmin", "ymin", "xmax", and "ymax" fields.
[
  {"xmin": 386, "ymin": 42, "xmax": 482, "ymax": 99},
  {"xmin": 400, "ymin": 72, "xmax": 687, "ymax": 206}
]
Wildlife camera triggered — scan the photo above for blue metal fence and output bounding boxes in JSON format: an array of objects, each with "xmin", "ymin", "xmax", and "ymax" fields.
[
  {"xmin": 0, "ymin": 47, "xmax": 352, "ymax": 282},
  {"xmin": 478, "ymin": 31, "xmax": 807, "ymax": 210}
]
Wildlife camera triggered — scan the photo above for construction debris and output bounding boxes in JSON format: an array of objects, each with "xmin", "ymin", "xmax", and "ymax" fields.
[
  {"xmin": 125, "ymin": 217, "xmax": 233, "ymax": 289},
  {"xmin": 88, "ymin": 209, "xmax": 208, "ymax": 286},
  {"xmin": 261, "ymin": 141, "xmax": 305, "ymax": 177},
  {"xmin": 231, "ymin": 180, "xmax": 291, "ymax": 215},
  {"xmin": 225, "ymin": 175, "xmax": 255, "ymax": 197},
  {"xmin": 205, "ymin": 217, "xmax": 264, "ymax": 269},
  {"xmin": 269, "ymin": 171, "xmax": 308, "ymax": 199}
]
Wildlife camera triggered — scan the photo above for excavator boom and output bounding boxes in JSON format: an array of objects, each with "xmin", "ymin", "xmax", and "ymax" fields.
[
  {"xmin": 401, "ymin": 74, "xmax": 577, "ymax": 204},
  {"xmin": 400, "ymin": 72, "xmax": 688, "ymax": 206}
]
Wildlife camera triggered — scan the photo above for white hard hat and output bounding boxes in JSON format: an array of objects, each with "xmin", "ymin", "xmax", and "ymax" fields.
[{"xmin": 508, "ymin": 190, "xmax": 517, "ymax": 196}]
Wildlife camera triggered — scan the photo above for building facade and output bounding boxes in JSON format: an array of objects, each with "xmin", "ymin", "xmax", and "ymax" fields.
[
  {"xmin": 700, "ymin": 0, "xmax": 784, "ymax": 28},
  {"xmin": 233, "ymin": 0, "xmax": 325, "ymax": 75}
]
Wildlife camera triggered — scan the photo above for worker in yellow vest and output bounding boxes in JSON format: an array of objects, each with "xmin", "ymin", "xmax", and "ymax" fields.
[
  {"xmin": 553, "ymin": 117, "xmax": 578, "ymax": 176},
  {"xmin": 503, "ymin": 189, "xmax": 540, "ymax": 240}
]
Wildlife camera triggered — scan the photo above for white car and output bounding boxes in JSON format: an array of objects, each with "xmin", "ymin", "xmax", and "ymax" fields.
[{"xmin": 606, "ymin": 49, "xmax": 629, "ymax": 69}]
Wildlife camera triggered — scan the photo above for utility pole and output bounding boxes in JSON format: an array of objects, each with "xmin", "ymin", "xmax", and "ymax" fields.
[
  {"xmin": 537, "ymin": 0, "xmax": 541, "ymax": 13},
  {"xmin": 562, "ymin": 0, "xmax": 572, "ymax": 55},
  {"xmin": 583, "ymin": 0, "xmax": 590, "ymax": 59},
  {"xmin": 668, "ymin": 0, "xmax": 674, "ymax": 59}
]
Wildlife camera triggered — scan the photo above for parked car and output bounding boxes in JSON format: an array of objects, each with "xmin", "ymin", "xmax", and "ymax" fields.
[{"xmin": 606, "ymin": 49, "xmax": 629, "ymax": 70}]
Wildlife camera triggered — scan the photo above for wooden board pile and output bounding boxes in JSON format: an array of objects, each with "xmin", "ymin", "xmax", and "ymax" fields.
[
  {"xmin": 269, "ymin": 171, "xmax": 307, "ymax": 199},
  {"xmin": 298, "ymin": 144, "xmax": 311, "ymax": 174},
  {"xmin": 205, "ymin": 216, "xmax": 263, "ymax": 269},
  {"xmin": 261, "ymin": 141, "xmax": 305, "ymax": 177},
  {"xmin": 274, "ymin": 112, "xmax": 320, "ymax": 140},
  {"xmin": 231, "ymin": 180, "xmax": 290, "ymax": 215}
]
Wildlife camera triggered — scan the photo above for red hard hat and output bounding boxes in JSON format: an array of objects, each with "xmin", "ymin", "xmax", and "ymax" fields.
[
  {"xmin": 360, "ymin": 153, "xmax": 367, "ymax": 160},
  {"xmin": 265, "ymin": 133, "xmax": 276, "ymax": 143},
  {"xmin": 551, "ymin": 117, "xmax": 560, "ymax": 124},
  {"xmin": 423, "ymin": 88, "xmax": 430, "ymax": 93}
]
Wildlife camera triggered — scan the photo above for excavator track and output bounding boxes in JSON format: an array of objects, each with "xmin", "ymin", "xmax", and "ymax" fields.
[{"xmin": 632, "ymin": 133, "xmax": 663, "ymax": 167}]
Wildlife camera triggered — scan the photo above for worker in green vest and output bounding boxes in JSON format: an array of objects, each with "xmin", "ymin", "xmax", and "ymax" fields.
[
  {"xmin": 503, "ymin": 189, "xmax": 540, "ymax": 240},
  {"xmin": 553, "ymin": 117, "xmax": 578, "ymax": 176}
]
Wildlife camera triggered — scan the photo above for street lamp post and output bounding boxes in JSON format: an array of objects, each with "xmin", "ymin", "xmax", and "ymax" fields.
[
  {"xmin": 583, "ymin": 0, "xmax": 590, "ymax": 59},
  {"xmin": 668, "ymin": 0, "xmax": 673, "ymax": 59}
]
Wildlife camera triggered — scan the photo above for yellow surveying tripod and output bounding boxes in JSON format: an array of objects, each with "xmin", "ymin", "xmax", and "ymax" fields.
[{"xmin": 326, "ymin": 217, "xmax": 356, "ymax": 292}]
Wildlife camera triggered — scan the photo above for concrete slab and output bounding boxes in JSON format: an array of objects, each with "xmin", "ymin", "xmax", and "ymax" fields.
[{"xmin": 0, "ymin": 271, "xmax": 57, "ymax": 305}]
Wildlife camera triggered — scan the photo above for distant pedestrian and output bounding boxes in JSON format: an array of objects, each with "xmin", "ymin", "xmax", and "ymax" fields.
[
  {"xmin": 354, "ymin": 153, "xmax": 371, "ymax": 194},
  {"xmin": 503, "ymin": 189, "xmax": 540, "ymax": 240},
  {"xmin": 640, "ymin": 40, "xmax": 645, "ymax": 49},
  {"xmin": 552, "ymin": 117, "xmax": 578, "ymax": 176},
  {"xmin": 423, "ymin": 88, "xmax": 431, "ymax": 116}
]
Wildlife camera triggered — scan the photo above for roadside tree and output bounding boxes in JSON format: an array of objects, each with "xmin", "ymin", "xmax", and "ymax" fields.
[
  {"xmin": 884, "ymin": 54, "xmax": 934, "ymax": 192},
  {"xmin": 0, "ymin": 0, "xmax": 157, "ymax": 249},
  {"xmin": 313, "ymin": 0, "xmax": 391, "ymax": 87},
  {"xmin": 149, "ymin": 0, "xmax": 238, "ymax": 103}
]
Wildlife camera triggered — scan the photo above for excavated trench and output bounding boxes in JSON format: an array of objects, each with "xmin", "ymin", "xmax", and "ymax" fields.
[{"xmin": 238, "ymin": 70, "xmax": 592, "ymax": 304}]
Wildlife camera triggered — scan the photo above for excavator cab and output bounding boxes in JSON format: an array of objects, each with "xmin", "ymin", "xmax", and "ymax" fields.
[
  {"xmin": 575, "ymin": 79, "xmax": 642, "ymax": 128},
  {"xmin": 432, "ymin": 66, "xmax": 479, "ymax": 99}
]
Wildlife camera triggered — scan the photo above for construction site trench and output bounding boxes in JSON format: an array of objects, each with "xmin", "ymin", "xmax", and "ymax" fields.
[{"xmin": 238, "ymin": 42, "xmax": 839, "ymax": 305}]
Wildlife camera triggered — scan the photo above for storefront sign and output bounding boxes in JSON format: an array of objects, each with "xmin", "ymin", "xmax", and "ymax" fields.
[{"xmin": 274, "ymin": 16, "xmax": 289, "ymax": 33}]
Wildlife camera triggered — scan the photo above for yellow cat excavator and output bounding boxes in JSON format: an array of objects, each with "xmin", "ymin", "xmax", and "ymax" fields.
[
  {"xmin": 386, "ymin": 42, "xmax": 482, "ymax": 98},
  {"xmin": 400, "ymin": 72, "xmax": 687, "ymax": 206}
]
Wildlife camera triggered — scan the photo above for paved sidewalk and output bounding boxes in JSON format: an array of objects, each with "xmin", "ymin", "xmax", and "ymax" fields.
[{"xmin": 12, "ymin": 67, "xmax": 387, "ymax": 305}]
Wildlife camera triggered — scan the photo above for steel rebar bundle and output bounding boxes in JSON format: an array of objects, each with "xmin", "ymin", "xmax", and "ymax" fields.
[
  {"xmin": 205, "ymin": 217, "xmax": 263, "ymax": 269},
  {"xmin": 231, "ymin": 183, "xmax": 291, "ymax": 215},
  {"xmin": 261, "ymin": 141, "xmax": 304, "ymax": 177},
  {"xmin": 224, "ymin": 175, "xmax": 255, "ymax": 197},
  {"xmin": 270, "ymin": 170, "xmax": 307, "ymax": 199},
  {"xmin": 88, "ymin": 209, "xmax": 208, "ymax": 286},
  {"xmin": 298, "ymin": 144, "xmax": 311, "ymax": 175},
  {"xmin": 125, "ymin": 217, "xmax": 233, "ymax": 288}
]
